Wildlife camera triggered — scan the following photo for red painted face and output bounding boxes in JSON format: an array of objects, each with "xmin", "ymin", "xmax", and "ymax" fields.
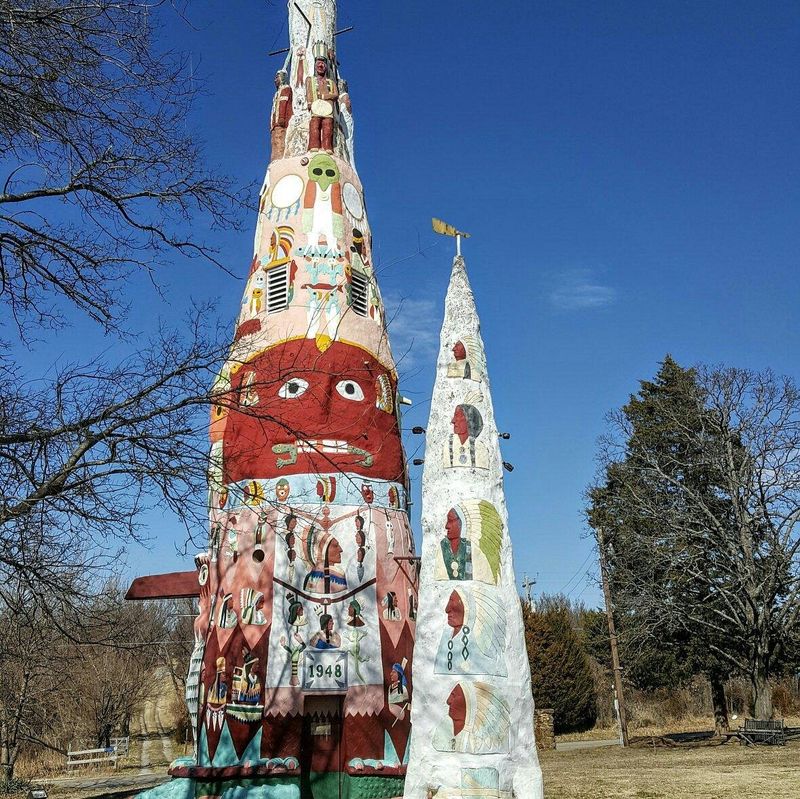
[
  {"xmin": 445, "ymin": 509, "xmax": 462, "ymax": 541},
  {"xmin": 361, "ymin": 483, "xmax": 374, "ymax": 504},
  {"xmin": 223, "ymin": 340, "xmax": 403, "ymax": 482},
  {"xmin": 315, "ymin": 59, "xmax": 327, "ymax": 76},
  {"xmin": 445, "ymin": 591, "xmax": 465, "ymax": 633},
  {"xmin": 452, "ymin": 341, "xmax": 466, "ymax": 361},
  {"xmin": 451, "ymin": 407, "xmax": 469, "ymax": 444},
  {"xmin": 446, "ymin": 684, "xmax": 467, "ymax": 736}
]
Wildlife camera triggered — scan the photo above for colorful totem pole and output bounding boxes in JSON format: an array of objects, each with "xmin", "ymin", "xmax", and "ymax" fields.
[
  {"xmin": 402, "ymin": 255, "xmax": 544, "ymax": 799},
  {"xmin": 130, "ymin": 3, "xmax": 417, "ymax": 798}
]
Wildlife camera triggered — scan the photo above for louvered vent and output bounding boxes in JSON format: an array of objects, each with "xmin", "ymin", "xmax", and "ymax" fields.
[
  {"xmin": 267, "ymin": 265, "xmax": 289, "ymax": 313},
  {"xmin": 350, "ymin": 271, "xmax": 369, "ymax": 316}
]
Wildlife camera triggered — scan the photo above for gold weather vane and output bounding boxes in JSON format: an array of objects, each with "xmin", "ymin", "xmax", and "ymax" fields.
[{"xmin": 432, "ymin": 217, "xmax": 471, "ymax": 256}]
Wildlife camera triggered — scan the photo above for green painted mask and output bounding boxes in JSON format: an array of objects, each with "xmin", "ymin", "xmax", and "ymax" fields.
[{"xmin": 308, "ymin": 153, "xmax": 339, "ymax": 192}]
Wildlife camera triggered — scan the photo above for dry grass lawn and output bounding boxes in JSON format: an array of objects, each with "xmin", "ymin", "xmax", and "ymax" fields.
[{"xmin": 541, "ymin": 740, "xmax": 800, "ymax": 798}]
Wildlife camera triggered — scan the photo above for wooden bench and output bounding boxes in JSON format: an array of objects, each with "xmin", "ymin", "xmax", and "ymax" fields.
[
  {"xmin": 65, "ymin": 746, "xmax": 119, "ymax": 770},
  {"xmin": 739, "ymin": 718, "xmax": 785, "ymax": 746}
]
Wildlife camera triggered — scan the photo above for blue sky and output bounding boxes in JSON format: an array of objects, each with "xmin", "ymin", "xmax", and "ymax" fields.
[{"xmin": 45, "ymin": 0, "xmax": 799, "ymax": 608}]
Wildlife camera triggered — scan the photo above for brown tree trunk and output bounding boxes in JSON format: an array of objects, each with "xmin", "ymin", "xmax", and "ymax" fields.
[
  {"xmin": 709, "ymin": 673, "xmax": 729, "ymax": 735},
  {"xmin": 1, "ymin": 723, "xmax": 18, "ymax": 791},
  {"xmin": 751, "ymin": 672, "xmax": 773, "ymax": 719},
  {"xmin": 1, "ymin": 718, "xmax": 12, "ymax": 790}
]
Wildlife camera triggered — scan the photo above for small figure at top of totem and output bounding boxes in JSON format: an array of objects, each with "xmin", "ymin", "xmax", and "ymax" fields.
[
  {"xmin": 306, "ymin": 53, "xmax": 339, "ymax": 153},
  {"xmin": 270, "ymin": 70, "xmax": 293, "ymax": 161}
]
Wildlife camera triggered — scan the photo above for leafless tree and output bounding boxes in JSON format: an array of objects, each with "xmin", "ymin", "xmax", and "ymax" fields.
[
  {"xmin": 0, "ymin": 0, "xmax": 245, "ymax": 337},
  {"xmin": 60, "ymin": 588, "xmax": 173, "ymax": 747},
  {"xmin": 0, "ymin": 583, "xmax": 66, "ymax": 789},
  {"xmin": 590, "ymin": 362, "xmax": 800, "ymax": 719},
  {"xmin": 0, "ymin": 582, "xmax": 179, "ymax": 786},
  {"xmin": 156, "ymin": 598, "xmax": 196, "ymax": 739},
  {"xmin": 0, "ymin": 0, "xmax": 255, "ymax": 587},
  {"xmin": 0, "ymin": 319, "xmax": 227, "ymax": 609},
  {"xmin": 0, "ymin": 2, "xmax": 251, "ymax": 779}
]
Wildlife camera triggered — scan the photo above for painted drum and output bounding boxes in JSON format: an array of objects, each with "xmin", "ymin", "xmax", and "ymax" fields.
[{"xmin": 311, "ymin": 98, "xmax": 334, "ymax": 117}]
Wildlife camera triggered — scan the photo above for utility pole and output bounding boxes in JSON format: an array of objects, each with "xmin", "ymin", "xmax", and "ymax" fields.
[
  {"xmin": 522, "ymin": 573, "xmax": 537, "ymax": 611},
  {"xmin": 597, "ymin": 527, "xmax": 629, "ymax": 747}
]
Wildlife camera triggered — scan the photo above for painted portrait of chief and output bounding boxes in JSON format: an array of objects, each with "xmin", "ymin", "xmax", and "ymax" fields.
[{"xmin": 436, "ymin": 499, "xmax": 503, "ymax": 585}]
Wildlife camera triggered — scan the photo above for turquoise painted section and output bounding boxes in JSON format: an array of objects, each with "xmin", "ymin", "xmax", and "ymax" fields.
[
  {"xmin": 210, "ymin": 780, "xmax": 299, "ymax": 799},
  {"xmin": 136, "ymin": 774, "xmax": 403, "ymax": 799},
  {"xmin": 137, "ymin": 777, "xmax": 300, "ymax": 799},
  {"xmin": 343, "ymin": 775, "xmax": 404, "ymax": 799},
  {"xmin": 211, "ymin": 724, "xmax": 237, "ymax": 767},
  {"xmin": 207, "ymin": 723, "xmax": 264, "ymax": 767},
  {"xmin": 240, "ymin": 726, "xmax": 264, "ymax": 764},
  {"xmin": 136, "ymin": 779, "xmax": 194, "ymax": 799},
  {"xmin": 383, "ymin": 732, "xmax": 399, "ymax": 766},
  {"xmin": 198, "ymin": 725, "xmax": 210, "ymax": 766}
]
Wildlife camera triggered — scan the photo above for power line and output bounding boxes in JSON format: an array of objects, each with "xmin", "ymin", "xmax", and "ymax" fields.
[{"xmin": 557, "ymin": 550, "xmax": 595, "ymax": 596}]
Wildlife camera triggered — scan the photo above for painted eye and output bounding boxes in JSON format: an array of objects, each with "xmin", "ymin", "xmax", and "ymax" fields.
[
  {"xmin": 325, "ymin": 169, "xmax": 336, "ymax": 177},
  {"xmin": 336, "ymin": 380, "xmax": 364, "ymax": 401},
  {"xmin": 313, "ymin": 168, "xmax": 323, "ymax": 176},
  {"xmin": 278, "ymin": 378, "xmax": 309, "ymax": 398}
]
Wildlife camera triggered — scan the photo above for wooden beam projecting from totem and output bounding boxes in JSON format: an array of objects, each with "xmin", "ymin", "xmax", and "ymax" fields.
[
  {"xmin": 268, "ymin": 26, "xmax": 354, "ymax": 57},
  {"xmin": 126, "ymin": 570, "xmax": 199, "ymax": 600}
]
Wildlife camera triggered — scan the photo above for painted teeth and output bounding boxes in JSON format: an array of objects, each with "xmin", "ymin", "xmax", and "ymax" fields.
[{"xmin": 297, "ymin": 440, "xmax": 348, "ymax": 453}]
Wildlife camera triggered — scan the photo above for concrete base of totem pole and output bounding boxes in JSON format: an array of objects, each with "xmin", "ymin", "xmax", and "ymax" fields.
[{"xmin": 136, "ymin": 773, "xmax": 404, "ymax": 799}]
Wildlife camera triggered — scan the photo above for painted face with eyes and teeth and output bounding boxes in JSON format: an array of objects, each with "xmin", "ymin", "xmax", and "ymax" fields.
[{"xmin": 223, "ymin": 339, "xmax": 403, "ymax": 482}]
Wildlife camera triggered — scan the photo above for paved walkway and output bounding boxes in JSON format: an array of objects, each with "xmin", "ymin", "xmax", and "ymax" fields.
[
  {"xmin": 137, "ymin": 676, "xmax": 174, "ymax": 774},
  {"xmin": 556, "ymin": 738, "xmax": 621, "ymax": 751}
]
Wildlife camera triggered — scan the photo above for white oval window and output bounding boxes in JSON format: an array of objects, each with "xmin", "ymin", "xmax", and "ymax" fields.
[{"xmin": 270, "ymin": 174, "xmax": 304, "ymax": 208}]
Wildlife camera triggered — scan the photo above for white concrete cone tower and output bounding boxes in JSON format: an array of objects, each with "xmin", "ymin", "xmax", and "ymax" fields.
[{"xmin": 403, "ymin": 255, "xmax": 543, "ymax": 799}]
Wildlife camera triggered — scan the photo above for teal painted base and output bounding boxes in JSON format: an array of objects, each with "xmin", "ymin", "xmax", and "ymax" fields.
[
  {"xmin": 136, "ymin": 774, "xmax": 403, "ymax": 799},
  {"xmin": 343, "ymin": 774, "xmax": 404, "ymax": 799}
]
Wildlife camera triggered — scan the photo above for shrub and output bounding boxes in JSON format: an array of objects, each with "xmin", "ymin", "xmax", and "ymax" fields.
[{"xmin": 523, "ymin": 601, "xmax": 598, "ymax": 734}]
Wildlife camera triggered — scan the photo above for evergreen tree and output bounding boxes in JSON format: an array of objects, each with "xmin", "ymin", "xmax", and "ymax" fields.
[
  {"xmin": 523, "ymin": 598, "xmax": 597, "ymax": 734},
  {"xmin": 588, "ymin": 356, "xmax": 800, "ymax": 721},
  {"xmin": 588, "ymin": 356, "xmax": 734, "ymax": 728}
]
